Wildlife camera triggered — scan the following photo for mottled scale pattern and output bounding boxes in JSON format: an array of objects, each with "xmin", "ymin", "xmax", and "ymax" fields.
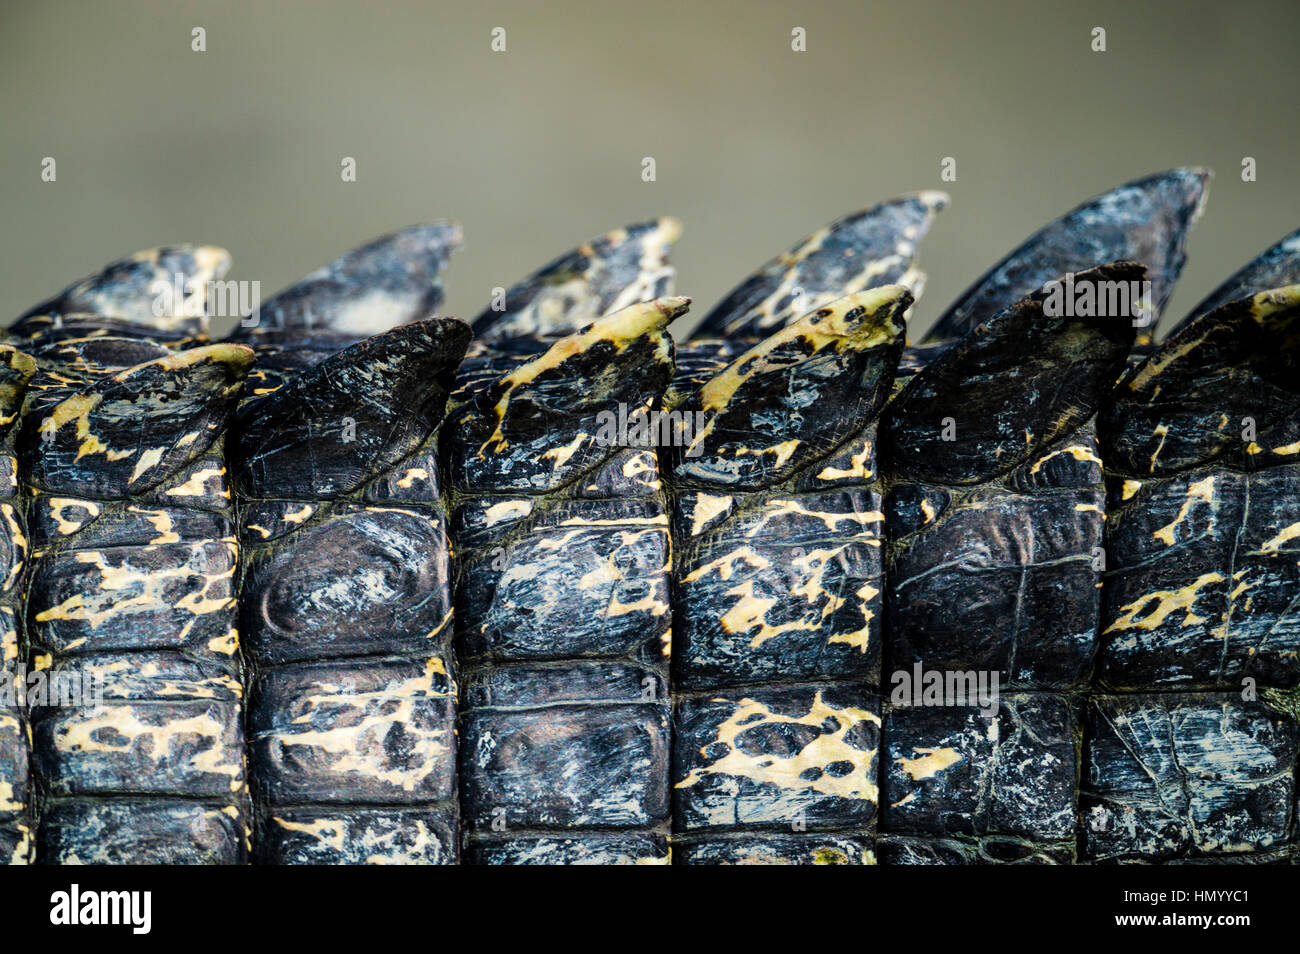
[
  {"xmin": 453, "ymin": 219, "xmax": 685, "ymax": 424},
  {"xmin": 11, "ymin": 185, "xmax": 1300, "ymax": 867},
  {"xmin": 668, "ymin": 288, "xmax": 911, "ymax": 865},
  {"xmin": 1082, "ymin": 694, "xmax": 1297, "ymax": 862},
  {"xmin": 232, "ymin": 319, "xmax": 470, "ymax": 865},
  {"xmin": 879, "ymin": 264, "xmax": 1138, "ymax": 861},
  {"xmin": 445, "ymin": 299, "xmax": 685, "ymax": 865},
  {"xmin": 16, "ymin": 338, "xmax": 255, "ymax": 865}
]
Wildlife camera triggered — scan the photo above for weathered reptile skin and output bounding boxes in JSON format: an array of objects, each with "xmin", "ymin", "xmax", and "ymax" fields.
[
  {"xmin": 446, "ymin": 299, "xmax": 684, "ymax": 864},
  {"xmin": 1088, "ymin": 275, "xmax": 1300, "ymax": 862},
  {"xmin": 3, "ymin": 171, "xmax": 1298, "ymax": 865},
  {"xmin": 226, "ymin": 229, "xmax": 469, "ymax": 864},
  {"xmin": 675, "ymin": 193, "xmax": 946, "ymax": 403},
  {"xmin": 668, "ymin": 288, "xmax": 910, "ymax": 864},
  {"xmin": 20, "ymin": 340, "xmax": 253, "ymax": 862},
  {"xmin": 924, "ymin": 169, "xmax": 1208, "ymax": 346},
  {"xmin": 0, "ymin": 347, "xmax": 36, "ymax": 865},
  {"xmin": 879, "ymin": 265, "xmax": 1138, "ymax": 863},
  {"xmin": 2, "ymin": 248, "xmax": 254, "ymax": 864}
]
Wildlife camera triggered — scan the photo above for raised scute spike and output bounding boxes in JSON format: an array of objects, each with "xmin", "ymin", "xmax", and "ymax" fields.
[
  {"xmin": 1103, "ymin": 283, "xmax": 1300, "ymax": 477},
  {"xmin": 229, "ymin": 223, "xmax": 462, "ymax": 343},
  {"xmin": 21, "ymin": 343, "xmax": 255, "ymax": 496},
  {"xmin": 885, "ymin": 262, "xmax": 1143, "ymax": 484},
  {"xmin": 697, "ymin": 286, "xmax": 909, "ymax": 416},
  {"xmin": 671, "ymin": 287, "xmax": 910, "ymax": 490},
  {"xmin": 447, "ymin": 298, "xmax": 683, "ymax": 494},
  {"xmin": 1160, "ymin": 226, "xmax": 1300, "ymax": 341},
  {"xmin": 13, "ymin": 245, "xmax": 232, "ymax": 335},
  {"xmin": 925, "ymin": 169, "xmax": 1209, "ymax": 343},
  {"xmin": 691, "ymin": 192, "xmax": 947, "ymax": 339},
  {"xmin": 229, "ymin": 318, "xmax": 471, "ymax": 499},
  {"xmin": 471, "ymin": 219, "xmax": 682, "ymax": 342}
]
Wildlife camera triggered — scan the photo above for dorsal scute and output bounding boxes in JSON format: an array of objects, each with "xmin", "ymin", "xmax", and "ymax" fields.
[
  {"xmin": 229, "ymin": 318, "xmax": 472, "ymax": 499},
  {"xmin": 925, "ymin": 169, "xmax": 1208, "ymax": 344},
  {"xmin": 227, "ymin": 223, "xmax": 462, "ymax": 348},
  {"xmin": 13, "ymin": 245, "xmax": 233, "ymax": 337},
  {"xmin": 470, "ymin": 219, "xmax": 681, "ymax": 343},
  {"xmin": 691, "ymin": 193, "xmax": 947, "ymax": 339},
  {"xmin": 671, "ymin": 287, "xmax": 911, "ymax": 490},
  {"xmin": 885, "ymin": 262, "xmax": 1143, "ymax": 484},
  {"xmin": 1103, "ymin": 284, "xmax": 1300, "ymax": 476},
  {"xmin": 447, "ymin": 298, "xmax": 686, "ymax": 494},
  {"xmin": 20, "ymin": 343, "xmax": 255, "ymax": 496}
]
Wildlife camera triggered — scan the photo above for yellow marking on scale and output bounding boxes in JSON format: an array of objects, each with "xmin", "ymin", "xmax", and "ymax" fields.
[
  {"xmin": 895, "ymin": 746, "xmax": 962, "ymax": 781},
  {"xmin": 542, "ymin": 433, "xmax": 586, "ymax": 470},
  {"xmin": 1104, "ymin": 572, "xmax": 1224, "ymax": 633},
  {"xmin": 164, "ymin": 466, "xmax": 226, "ymax": 498},
  {"xmin": 1029, "ymin": 443, "xmax": 1102, "ymax": 474},
  {"xmin": 271, "ymin": 657, "xmax": 451, "ymax": 792},
  {"xmin": 1260, "ymin": 522, "xmax": 1300, "ymax": 554},
  {"xmin": 1151, "ymin": 476, "xmax": 1214, "ymax": 546},
  {"xmin": 688, "ymin": 288, "xmax": 907, "ymax": 457},
  {"xmin": 283, "ymin": 505, "xmax": 313, "ymax": 524},
  {"xmin": 817, "ymin": 440, "xmax": 874, "ymax": 481},
  {"xmin": 395, "ymin": 468, "xmax": 429, "ymax": 489},
  {"xmin": 54, "ymin": 705, "xmax": 243, "ymax": 791},
  {"xmin": 675, "ymin": 691, "xmax": 879, "ymax": 804},
  {"xmin": 689, "ymin": 493, "xmax": 733, "ymax": 536},
  {"xmin": 478, "ymin": 299, "xmax": 680, "ymax": 456},
  {"xmin": 47, "ymin": 498, "xmax": 100, "ymax": 535}
]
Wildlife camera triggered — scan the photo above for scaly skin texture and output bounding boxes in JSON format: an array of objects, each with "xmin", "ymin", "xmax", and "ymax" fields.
[
  {"xmin": 879, "ymin": 265, "xmax": 1137, "ymax": 863},
  {"xmin": 667, "ymin": 288, "xmax": 910, "ymax": 864},
  {"xmin": 1167, "ymin": 227, "xmax": 1300, "ymax": 339},
  {"xmin": 469, "ymin": 218, "xmax": 681, "ymax": 345},
  {"xmin": 454, "ymin": 219, "xmax": 684, "ymax": 413},
  {"xmin": 446, "ymin": 299, "xmax": 684, "ymax": 865},
  {"xmin": 20, "ymin": 344, "xmax": 255, "ymax": 864},
  {"xmin": 4, "ymin": 250, "xmax": 253, "ymax": 865},
  {"xmin": 224, "ymin": 230, "xmax": 468, "ymax": 865},
  {"xmin": 7, "ymin": 181, "xmax": 1299, "ymax": 865},
  {"xmin": 12, "ymin": 245, "xmax": 232, "ymax": 338},
  {"xmin": 0, "ymin": 347, "xmax": 37, "ymax": 865},
  {"xmin": 228, "ymin": 223, "xmax": 462, "ymax": 346},
  {"xmin": 1086, "ymin": 287, "xmax": 1300, "ymax": 863},
  {"xmin": 233, "ymin": 321, "xmax": 469, "ymax": 865},
  {"xmin": 689, "ymin": 193, "xmax": 947, "ymax": 340},
  {"xmin": 1086, "ymin": 230, "xmax": 1300, "ymax": 865},
  {"xmin": 673, "ymin": 194, "xmax": 946, "ymax": 405}
]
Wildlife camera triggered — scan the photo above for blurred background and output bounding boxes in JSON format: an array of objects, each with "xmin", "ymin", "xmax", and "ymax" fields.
[{"xmin": 1, "ymin": 0, "xmax": 1297, "ymax": 339}]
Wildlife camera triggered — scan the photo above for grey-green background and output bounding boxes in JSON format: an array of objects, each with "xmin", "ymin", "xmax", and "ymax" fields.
[{"xmin": 2, "ymin": 0, "xmax": 1296, "ymax": 339}]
